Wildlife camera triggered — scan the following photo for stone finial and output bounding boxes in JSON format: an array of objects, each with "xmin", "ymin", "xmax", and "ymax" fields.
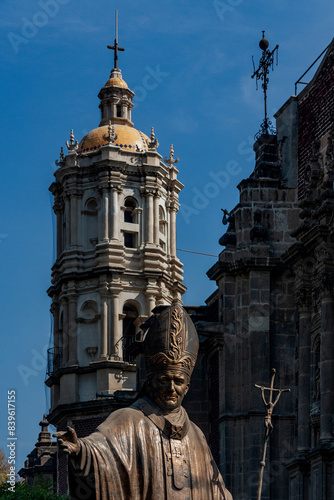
[
  {"xmin": 66, "ymin": 129, "xmax": 78, "ymax": 152},
  {"xmin": 146, "ymin": 127, "xmax": 159, "ymax": 150},
  {"xmin": 164, "ymin": 144, "xmax": 179, "ymax": 167},
  {"xmin": 36, "ymin": 414, "xmax": 51, "ymax": 446},
  {"xmin": 55, "ymin": 147, "xmax": 65, "ymax": 167},
  {"xmin": 107, "ymin": 120, "xmax": 118, "ymax": 144}
]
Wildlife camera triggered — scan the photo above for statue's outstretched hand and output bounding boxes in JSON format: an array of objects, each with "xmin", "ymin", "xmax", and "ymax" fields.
[{"xmin": 54, "ymin": 426, "xmax": 80, "ymax": 456}]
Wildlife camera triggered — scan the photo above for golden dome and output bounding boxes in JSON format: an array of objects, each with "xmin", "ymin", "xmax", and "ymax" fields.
[
  {"xmin": 78, "ymin": 124, "xmax": 149, "ymax": 154},
  {"xmin": 104, "ymin": 76, "xmax": 128, "ymax": 88}
]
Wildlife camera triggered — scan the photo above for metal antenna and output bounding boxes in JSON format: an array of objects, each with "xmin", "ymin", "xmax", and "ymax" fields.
[
  {"xmin": 251, "ymin": 31, "xmax": 279, "ymax": 139},
  {"xmin": 107, "ymin": 10, "xmax": 125, "ymax": 70},
  {"xmin": 255, "ymin": 368, "xmax": 290, "ymax": 500}
]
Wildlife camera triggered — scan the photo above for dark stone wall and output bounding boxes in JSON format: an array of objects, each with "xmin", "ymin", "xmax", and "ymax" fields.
[{"xmin": 298, "ymin": 47, "xmax": 334, "ymax": 199}]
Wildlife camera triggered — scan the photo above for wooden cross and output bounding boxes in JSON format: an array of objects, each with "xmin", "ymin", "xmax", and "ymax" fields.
[
  {"xmin": 255, "ymin": 368, "xmax": 290, "ymax": 500},
  {"xmin": 107, "ymin": 10, "xmax": 125, "ymax": 70}
]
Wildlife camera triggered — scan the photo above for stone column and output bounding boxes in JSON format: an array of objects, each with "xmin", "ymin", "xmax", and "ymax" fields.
[
  {"xmin": 297, "ymin": 298, "xmax": 312, "ymax": 450},
  {"xmin": 76, "ymin": 193, "xmax": 83, "ymax": 247},
  {"xmin": 55, "ymin": 204, "xmax": 63, "ymax": 258},
  {"xmin": 110, "ymin": 187, "xmax": 119, "ymax": 240},
  {"xmin": 70, "ymin": 195, "xmax": 78, "ymax": 246},
  {"xmin": 146, "ymin": 191, "xmax": 154, "ymax": 244},
  {"xmin": 52, "ymin": 302, "xmax": 60, "ymax": 350},
  {"xmin": 320, "ymin": 289, "xmax": 334, "ymax": 442},
  {"xmin": 112, "ymin": 102, "xmax": 116, "ymax": 118},
  {"xmin": 67, "ymin": 295, "xmax": 78, "ymax": 365},
  {"xmin": 169, "ymin": 204, "xmax": 177, "ymax": 258},
  {"xmin": 154, "ymin": 195, "xmax": 159, "ymax": 245},
  {"xmin": 101, "ymin": 188, "xmax": 109, "ymax": 241},
  {"xmin": 145, "ymin": 294, "xmax": 156, "ymax": 317},
  {"xmin": 110, "ymin": 294, "xmax": 120, "ymax": 356},
  {"xmin": 62, "ymin": 300, "xmax": 69, "ymax": 364},
  {"xmin": 64, "ymin": 196, "xmax": 70, "ymax": 248},
  {"xmin": 99, "ymin": 293, "xmax": 108, "ymax": 360}
]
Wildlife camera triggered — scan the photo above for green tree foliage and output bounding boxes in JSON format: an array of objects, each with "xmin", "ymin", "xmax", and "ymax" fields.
[
  {"xmin": 0, "ymin": 476, "xmax": 68, "ymax": 499},
  {"xmin": 0, "ymin": 448, "xmax": 10, "ymax": 485}
]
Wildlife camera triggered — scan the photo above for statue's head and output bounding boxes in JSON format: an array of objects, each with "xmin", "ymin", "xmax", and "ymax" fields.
[{"xmin": 143, "ymin": 303, "xmax": 199, "ymax": 411}]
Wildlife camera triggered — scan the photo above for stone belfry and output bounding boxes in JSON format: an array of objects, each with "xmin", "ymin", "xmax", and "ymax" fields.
[{"xmin": 46, "ymin": 20, "xmax": 185, "ymax": 473}]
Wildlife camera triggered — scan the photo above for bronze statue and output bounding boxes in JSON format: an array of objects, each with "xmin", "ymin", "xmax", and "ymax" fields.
[{"xmin": 55, "ymin": 304, "xmax": 233, "ymax": 500}]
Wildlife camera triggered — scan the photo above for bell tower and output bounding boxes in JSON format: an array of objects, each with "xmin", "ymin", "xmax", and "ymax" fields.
[{"xmin": 45, "ymin": 21, "xmax": 185, "ymax": 488}]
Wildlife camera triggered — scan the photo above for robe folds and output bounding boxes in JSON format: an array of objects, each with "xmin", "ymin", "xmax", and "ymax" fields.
[{"xmin": 69, "ymin": 397, "xmax": 233, "ymax": 500}]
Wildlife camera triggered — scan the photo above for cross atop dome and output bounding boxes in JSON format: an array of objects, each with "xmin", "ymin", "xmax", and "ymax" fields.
[{"xmin": 107, "ymin": 10, "xmax": 125, "ymax": 70}]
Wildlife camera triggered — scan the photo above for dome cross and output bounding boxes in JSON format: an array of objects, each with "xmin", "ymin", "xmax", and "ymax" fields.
[{"xmin": 107, "ymin": 10, "xmax": 125, "ymax": 70}]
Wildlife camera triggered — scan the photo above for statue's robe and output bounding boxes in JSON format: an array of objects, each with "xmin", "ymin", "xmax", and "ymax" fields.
[{"xmin": 69, "ymin": 397, "xmax": 233, "ymax": 500}]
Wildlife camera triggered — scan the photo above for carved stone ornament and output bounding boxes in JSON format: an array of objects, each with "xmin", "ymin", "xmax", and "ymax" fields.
[
  {"xmin": 66, "ymin": 129, "xmax": 78, "ymax": 152},
  {"xmin": 55, "ymin": 147, "xmax": 65, "ymax": 167},
  {"xmin": 325, "ymin": 119, "xmax": 334, "ymax": 167},
  {"xmin": 317, "ymin": 271, "xmax": 334, "ymax": 295},
  {"xmin": 104, "ymin": 120, "xmax": 118, "ymax": 145},
  {"xmin": 316, "ymin": 245, "xmax": 334, "ymax": 265},
  {"xmin": 295, "ymin": 286, "xmax": 312, "ymax": 309},
  {"xmin": 86, "ymin": 347, "xmax": 98, "ymax": 360},
  {"xmin": 146, "ymin": 127, "xmax": 159, "ymax": 150},
  {"xmin": 312, "ymin": 286, "xmax": 322, "ymax": 312},
  {"xmin": 164, "ymin": 144, "xmax": 179, "ymax": 167}
]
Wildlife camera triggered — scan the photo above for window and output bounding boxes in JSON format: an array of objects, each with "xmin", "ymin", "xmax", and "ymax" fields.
[
  {"xmin": 124, "ymin": 198, "xmax": 137, "ymax": 223},
  {"xmin": 159, "ymin": 206, "xmax": 166, "ymax": 235},
  {"xmin": 124, "ymin": 232, "xmax": 136, "ymax": 248},
  {"xmin": 117, "ymin": 105, "xmax": 122, "ymax": 117}
]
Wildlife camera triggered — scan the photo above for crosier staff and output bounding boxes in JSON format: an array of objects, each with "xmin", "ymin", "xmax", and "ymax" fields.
[{"xmin": 255, "ymin": 368, "xmax": 290, "ymax": 500}]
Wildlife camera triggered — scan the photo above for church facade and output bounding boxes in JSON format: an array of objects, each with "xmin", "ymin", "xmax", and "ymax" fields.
[{"xmin": 202, "ymin": 39, "xmax": 334, "ymax": 499}]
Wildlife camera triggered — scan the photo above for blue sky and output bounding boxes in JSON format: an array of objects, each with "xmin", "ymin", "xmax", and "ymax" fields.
[{"xmin": 1, "ymin": 0, "xmax": 333, "ymax": 474}]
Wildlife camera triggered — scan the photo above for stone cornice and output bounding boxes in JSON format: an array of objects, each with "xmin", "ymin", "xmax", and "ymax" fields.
[
  {"xmin": 46, "ymin": 393, "xmax": 137, "ymax": 427},
  {"xmin": 285, "ymin": 443, "xmax": 334, "ymax": 472},
  {"xmin": 207, "ymin": 257, "xmax": 282, "ymax": 281},
  {"xmin": 237, "ymin": 177, "xmax": 281, "ymax": 191},
  {"xmin": 45, "ymin": 359, "xmax": 136, "ymax": 387}
]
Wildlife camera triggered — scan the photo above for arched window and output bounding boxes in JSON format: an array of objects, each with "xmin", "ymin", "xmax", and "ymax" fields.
[
  {"xmin": 159, "ymin": 206, "xmax": 166, "ymax": 235},
  {"xmin": 81, "ymin": 300, "xmax": 98, "ymax": 319},
  {"xmin": 77, "ymin": 300, "xmax": 99, "ymax": 366},
  {"xmin": 124, "ymin": 198, "xmax": 137, "ymax": 223},
  {"xmin": 122, "ymin": 303, "xmax": 139, "ymax": 362}
]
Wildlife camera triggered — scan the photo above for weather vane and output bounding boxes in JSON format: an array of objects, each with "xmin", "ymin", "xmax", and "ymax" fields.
[
  {"xmin": 251, "ymin": 31, "xmax": 279, "ymax": 139},
  {"xmin": 107, "ymin": 10, "xmax": 125, "ymax": 69},
  {"xmin": 255, "ymin": 368, "xmax": 290, "ymax": 500}
]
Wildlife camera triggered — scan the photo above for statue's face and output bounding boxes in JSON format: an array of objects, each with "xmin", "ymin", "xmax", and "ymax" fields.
[{"xmin": 148, "ymin": 369, "xmax": 190, "ymax": 411}]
